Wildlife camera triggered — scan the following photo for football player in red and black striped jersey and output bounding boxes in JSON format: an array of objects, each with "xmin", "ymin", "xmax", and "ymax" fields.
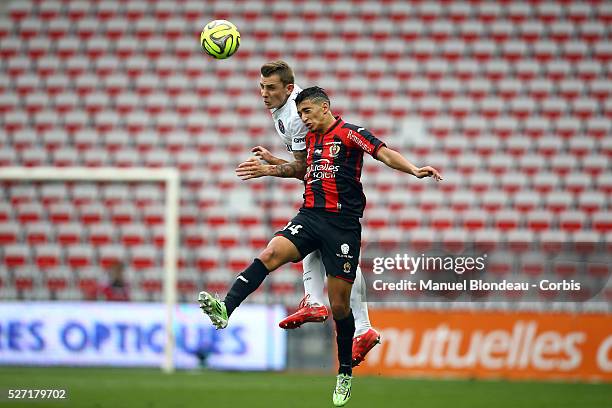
[{"xmin": 200, "ymin": 86, "xmax": 441, "ymax": 406}]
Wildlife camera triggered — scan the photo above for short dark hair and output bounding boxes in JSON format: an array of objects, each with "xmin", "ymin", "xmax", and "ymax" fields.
[
  {"xmin": 295, "ymin": 86, "xmax": 330, "ymax": 107},
  {"xmin": 260, "ymin": 60, "xmax": 294, "ymax": 86}
]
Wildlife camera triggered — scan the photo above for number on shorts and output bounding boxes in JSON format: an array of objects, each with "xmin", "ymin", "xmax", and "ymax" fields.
[{"xmin": 283, "ymin": 222, "xmax": 303, "ymax": 235}]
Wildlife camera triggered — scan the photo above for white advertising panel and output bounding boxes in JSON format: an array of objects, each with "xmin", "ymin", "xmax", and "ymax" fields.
[{"xmin": 0, "ymin": 302, "xmax": 286, "ymax": 370}]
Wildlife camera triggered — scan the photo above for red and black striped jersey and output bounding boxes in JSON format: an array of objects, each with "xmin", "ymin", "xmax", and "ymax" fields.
[{"xmin": 302, "ymin": 117, "xmax": 386, "ymax": 218}]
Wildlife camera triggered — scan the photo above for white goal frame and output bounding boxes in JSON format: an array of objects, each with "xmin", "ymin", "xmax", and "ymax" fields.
[{"xmin": 0, "ymin": 167, "xmax": 180, "ymax": 373}]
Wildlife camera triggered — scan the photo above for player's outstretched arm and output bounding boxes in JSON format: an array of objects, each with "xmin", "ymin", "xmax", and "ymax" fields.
[
  {"xmin": 376, "ymin": 146, "xmax": 443, "ymax": 180},
  {"xmin": 251, "ymin": 145, "xmax": 288, "ymax": 165},
  {"xmin": 236, "ymin": 150, "xmax": 307, "ymax": 180}
]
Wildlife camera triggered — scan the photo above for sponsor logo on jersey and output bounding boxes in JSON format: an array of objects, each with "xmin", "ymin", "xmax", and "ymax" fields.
[
  {"xmin": 305, "ymin": 159, "xmax": 339, "ymax": 182},
  {"xmin": 348, "ymin": 129, "xmax": 373, "ymax": 154},
  {"xmin": 293, "ymin": 136, "xmax": 305, "ymax": 145},
  {"xmin": 336, "ymin": 242, "xmax": 354, "ymax": 259},
  {"xmin": 277, "ymin": 119, "xmax": 285, "ymax": 134}
]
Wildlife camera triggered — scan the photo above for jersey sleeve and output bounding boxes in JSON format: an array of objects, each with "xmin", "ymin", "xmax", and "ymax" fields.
[
  {"xmin": 289, "ymin": 116, "xmax": 308, "ymax": 151},
  {"xmin": 344, "ymin": 124, "xmax": 386, "ymax": 159}
]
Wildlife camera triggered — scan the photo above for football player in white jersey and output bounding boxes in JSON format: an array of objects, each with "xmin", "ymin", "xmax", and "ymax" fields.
[{"xmin": 250, "ymin": 60, "xmax": 380, "ymax": 366}]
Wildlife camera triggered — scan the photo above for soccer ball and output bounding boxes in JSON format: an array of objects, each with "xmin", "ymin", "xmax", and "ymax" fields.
[{"xmin": 200, "ymin": 20, "xmax": 240, "ymax": 59}]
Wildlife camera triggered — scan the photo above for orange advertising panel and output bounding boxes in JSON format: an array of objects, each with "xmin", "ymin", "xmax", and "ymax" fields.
[{"xmin": 359, "ymin": 310, "xmax": 612, "ymax": 382}]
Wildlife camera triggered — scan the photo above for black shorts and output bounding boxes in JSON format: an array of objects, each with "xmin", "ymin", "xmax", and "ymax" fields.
[{"xmin": 274, "ymin": 209, "xmax": 361, "ymax": 283}]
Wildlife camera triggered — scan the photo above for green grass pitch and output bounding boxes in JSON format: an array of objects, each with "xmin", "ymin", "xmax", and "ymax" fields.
[{"xmin": 0, "ymin": 367, "xmax": 610, "ymax": 408}]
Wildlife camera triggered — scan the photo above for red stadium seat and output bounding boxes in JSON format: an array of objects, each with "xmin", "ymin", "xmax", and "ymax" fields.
[
  {"xmin": 8, "ymin": 1, "xmax": 29, "ymax": 21},
  {"xmin": 0, "ymin": 222, "xmax": 19, "ymax": 245},
  {"xmin": 40, "ymin": 184, "xmax": 68, "ymax": 205},
  {"xmin": 544, "ymin": 190, "xmax": 571, "ymax": 213},
  {"xmin": 564, "ymin": 173, "xmax": 591, "ymax": 195},
  {"xmin": 519, "ymin": 154, "xmax": 546, "ymax": 176},
  {"xmin": 396, "ymin": 208, "xmax": 422, "ymax": 231},
  {"xmin": 120, "ymin": 223, "xmax": 147, "ymax": 247},
  {"xmin": 66, "ymin": 245, "xmax": 94, "ymax": 269},
  {"xmin": 178, "ymin": 269, "xmax": 199, "ymax": 298},
  {"xmin": 531, "ymin": 172, "xmax": 560, "ymax": 193},
  {"xmin": 592, "ymin": 211, "xmax": 612, "ymax": 234},
  {"xmin": 16, "ymin": 202, "xmax": 44, "ymax": 224},
  {"xmin": 578, "ymin": 191, "xmax": 605, "ymax": 214},
  {"xmin": 507, "ymin": 229, "xmax": 534, "ymax": 253},
  {"xmin": 34, "ymin": 244, "xmax": 62, "ymax": 269},
  {"xmin": 520, "ymin": 251, "xmax": 546, "ymax": 277},
  {"xmin": 486, "ymin": 250, "xmax": 513, "ymax": 276},
  {"xmin": 216, "ymin": 225, "xmax": 242, "ymax": 249},
  {"xmin": 441, "ymin": 229, "xmax": 469, "ymax": 253},
  {"xmin": 495, "ymin": 209, "xmax": 520, "ymax": 232},
  {"xmin": 227, "ymin": 248, "xmax": 253, "ymax": 273},
  {"xmin": 540, "ymin": 230, "xmax": 568, "ymax": 254},
  {"xmin": 204, "ymin": 269, "xmax": 232, "ymax": 295},
  {"xmin": 25, "ymin": 223, "xmax": 53, "ymax": 244},
  {"xmin": 140, "ymin": 269, "xmax": 163, "ymax": 296},
  {"xmin": 429, "ymin": 209, "xmax": 455, "ymax": 231},
  {"xmin": 14, "ymin": 267, "xmax": 36, "ymax": 293},
  {"xmin": 481, "ymin": 190, "xmax": 508, "ymax": 213},
  {"xmin": 526, "ymin": 210, "xmax": 553, "ymax": 233},
  {"xmin": 131, "ymin": 245, "xmax": 157, "ymax": 270},
  {"xmin": 572, "ymin": 230, "xmax": 600, "ymax": 254},
  {"xmin": 196, "ymin": 247, "xmax": 221, "ymax": 272},
  {"xmin": 407, "ymin": 228, "xmax": 437, "ymax": 252},
  {"xmin": 364, "ymin": 207, "xmax": 391, "ymax": 230},
  {"xmin": 57, "ymin": 223, "xmax": 82, "ymax": 245},
  {"xmin": 553, "ymin": 260, "xmax": 579, "ymax": 279},
  {"xmin": 501, "ymin": 173, "xmax": 528, "ymax": 194},
  {"xmin": 3, "ymin": 244, "xmax": 30, "ymax": 268},
  {"xmin": 559, "ymin": 211, "xmax": 587, "ymax": 233},
  {"xmin": 89, "ymin": 223, "xmax": 116, "ymax": 245},
  {"xmin": 9, "ymin": 184, "xmax": 36, "ymax": 204},
  {"xmin": 463, "ymin": 210, "xmax": 489, "ymax": 232}
]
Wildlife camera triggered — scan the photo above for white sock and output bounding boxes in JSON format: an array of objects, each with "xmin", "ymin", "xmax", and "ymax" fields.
[
  {"xmin": 302, "ymin": 250, "xmax": 326, "ymax": 306},
  {"xmin": 351, "ymin": 266, "xmax": 372, "ymax": 336}
]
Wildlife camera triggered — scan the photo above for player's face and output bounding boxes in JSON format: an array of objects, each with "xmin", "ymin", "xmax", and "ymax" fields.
[
  {"xmin": 297, "ymin": 100, "xmax": 328, "ymax": 133},
  {"xmin": 260, "ymin": 74, "xmax": 293, "ymax": 109}
]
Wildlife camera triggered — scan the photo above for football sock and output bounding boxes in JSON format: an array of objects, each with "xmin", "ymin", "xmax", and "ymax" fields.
[
  {"xmin": 302, "ymin": 252, "xmax": 327, "ymax": 305},
  {"xmin": 224, "ymin": 258, "xmax": 270, "ymax": 317},
  {"xmin": 335, "ymin": 310, "xmax": 355, "ymax": 376},
  {"xmin": 351, "ymin": 268, "xmax": 372, "ymax": 336}
]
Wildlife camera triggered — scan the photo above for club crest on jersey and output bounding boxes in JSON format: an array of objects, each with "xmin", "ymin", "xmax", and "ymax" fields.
[
  {"xmin": 277, "ymin": 119, "xmax": 285, "ymax": 134},
  {"xmin": 329, "ymin": 144, "xmax": 341, "ymax": 157},
  {"xmin": 343, "ymin": 262, "xmax": 352, "ymax": 273}
]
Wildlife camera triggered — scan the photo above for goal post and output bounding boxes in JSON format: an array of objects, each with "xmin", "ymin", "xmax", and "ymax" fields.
[{"xmin": 0, "ymin": 167, "xmax": 181, "ymax": 373}]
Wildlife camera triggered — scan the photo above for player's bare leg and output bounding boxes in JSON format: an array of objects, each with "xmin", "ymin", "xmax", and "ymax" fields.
[
  {"xmin": 279, "ymin": 250, "xmax": 329, "ymax": 329},
  {"xmin": 328, "ymin": 275, "xmax": 355, "ymax": 407},
  {"xmin": 198, "ymin": 236, "xmax": 301, "ymax": 329},
  {"xmin": 350, "ymin": 267, "xmax": 381, "ymax": 366}
]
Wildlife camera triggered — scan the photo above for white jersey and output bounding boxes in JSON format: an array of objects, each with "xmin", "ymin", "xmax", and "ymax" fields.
[{"xmin": 270, "ymin": 84, "xmax": 308, "ymax": 152}]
